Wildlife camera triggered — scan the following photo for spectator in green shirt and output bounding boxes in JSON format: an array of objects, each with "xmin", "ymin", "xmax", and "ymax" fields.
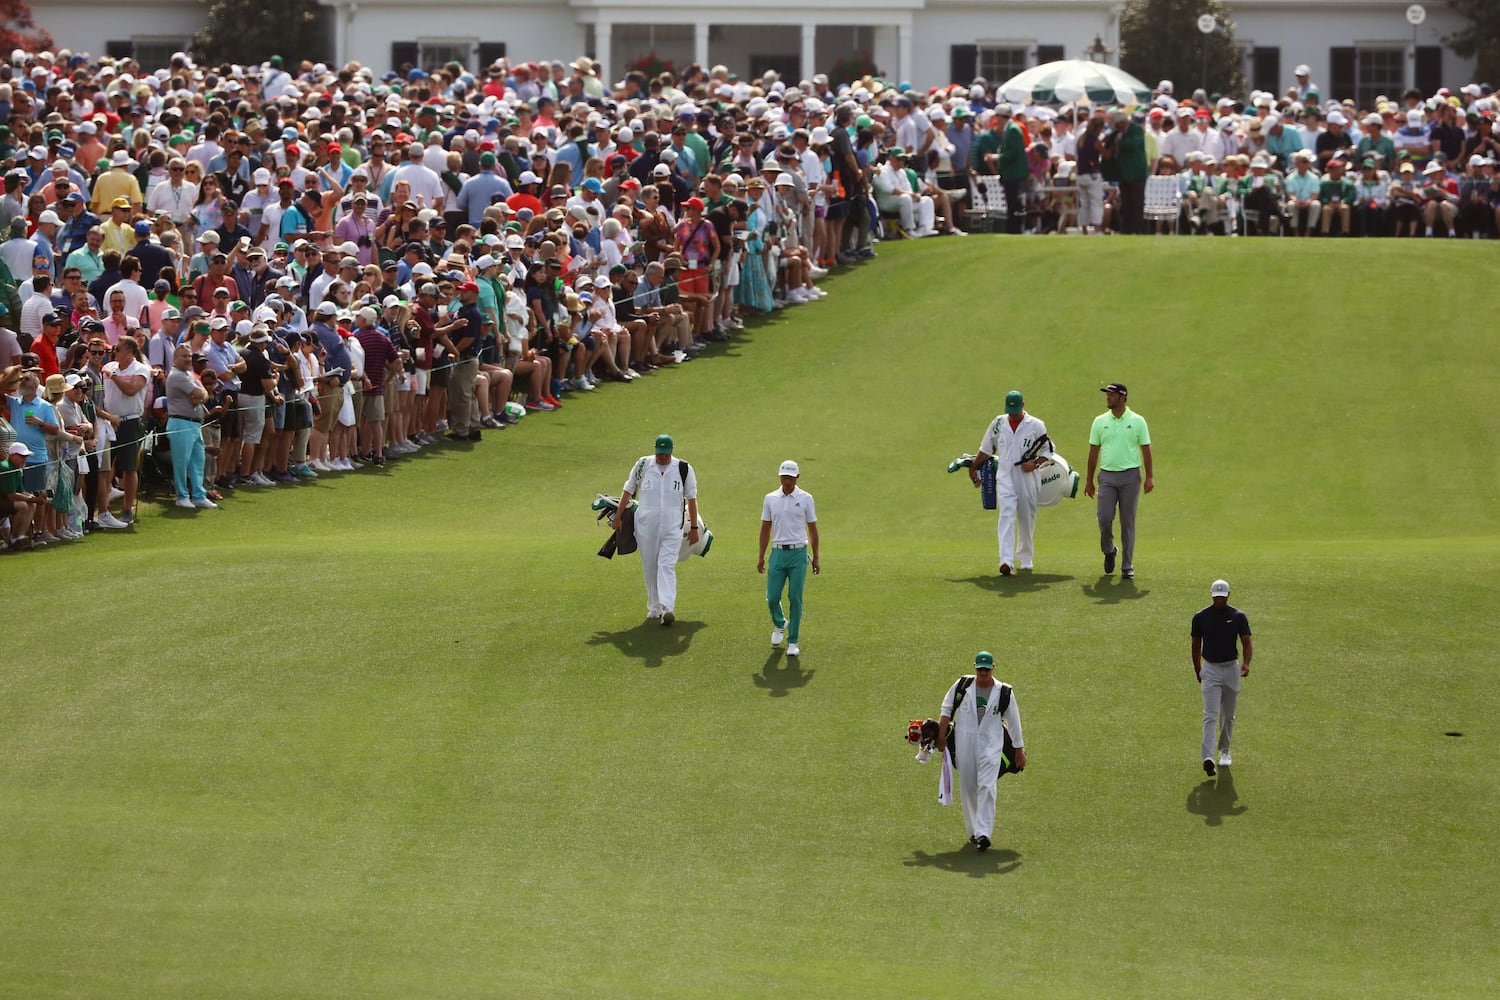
[{"xmin": 1318, "ymin": 158, "xmax": 1357, "ymax": 236}]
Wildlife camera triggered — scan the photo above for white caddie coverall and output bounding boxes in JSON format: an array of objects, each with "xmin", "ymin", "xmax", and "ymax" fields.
[
  {"xmin": 978, "ymin": 412, "xmax": 1052, "ymax": 569},
  {"xmin": 941, "ymin": 675, "xmax": 1024, "ymax": 841},
  {"xmin": 622, "ymin": 456, "xmax": 697, "ymax": 618}
]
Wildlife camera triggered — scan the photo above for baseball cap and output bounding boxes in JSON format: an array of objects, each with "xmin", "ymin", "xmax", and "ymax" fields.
[
  {"xmin": 1004, "ymin": 390, "xmax": 1024, "ymax": 415},
  {"xmin": 778, "ymin": 460, "xmax": 800, "ymax": 477},
  {"xmin": 974, "ymin": 651, "xmax": 994, "ymax": 670},
  {"xmin": 1102, "ymin": 382, "xmax": 1128, "ymax": 395},
  {"xmin": 133, "ymin": 220, "xmax": 152, "ymax": 236},
  {"xmin": 654, "ymin": 434, "xmax": 673, "ymax": 454},
  {"xmin": 8, "ymin": 441, "xmax": 31, "ymax": 457},
  {"xmin": 316, "ymin": 300, "xmax": 339, "ymax": 315},
  {"xmin": 1210, "ymin": 579, "xmax": 1231, "ymax": 597}
]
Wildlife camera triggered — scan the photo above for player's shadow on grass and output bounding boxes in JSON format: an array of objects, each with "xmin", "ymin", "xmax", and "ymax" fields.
[
  {"xmin": 752, "ymin": 651, "xmax": 814, "ymax": 697},
  {"xmin": 1186, "ymin": 769, "xmax": 1246, "ymax": 827},
  {"xmin": 949, "ymin": 572, "xmax": 1074, "ymax": 597},
  {"xmin": 904, "ymin": 846, "xmax": 1022, "ymax": 878},
  {"xmin": 1080, "ymin": 576, "xmax": 1150, "ymax": 604},
  {"xmin": 586, "ymin": 619, "xmax": 706, "ymax": 668}
]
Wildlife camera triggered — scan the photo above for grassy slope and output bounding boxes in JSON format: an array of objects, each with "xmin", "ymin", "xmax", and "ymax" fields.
[{"xmin": 2, "ymin": 238, "xmax": 1497, "ymax": 998}]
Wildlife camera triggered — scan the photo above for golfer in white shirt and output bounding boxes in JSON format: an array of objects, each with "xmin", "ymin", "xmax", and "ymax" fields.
[{"xmin": 757, "ymin": 460, "xmax": 820, "ymax": 656}]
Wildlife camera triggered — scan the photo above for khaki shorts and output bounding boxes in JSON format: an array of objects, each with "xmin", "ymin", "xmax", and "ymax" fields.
[
  {"xmin": 314, "ymin": 380, "xmax": 342, "ymax": 433},
  {"xmin": 361, "ymin": 392, "xmax": 386, "ymax": 422}
]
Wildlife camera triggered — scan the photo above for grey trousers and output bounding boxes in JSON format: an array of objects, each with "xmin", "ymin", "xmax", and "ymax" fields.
[
  {"xmin": 1201, "ymin": 660, "xmax": 1241, "ymax": 760},
  {"xmin": 1097, "ymin": 467, "xmax": 1141, "ymax": 571}
]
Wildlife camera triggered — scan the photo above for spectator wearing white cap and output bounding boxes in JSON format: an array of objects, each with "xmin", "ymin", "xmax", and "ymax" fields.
[
  {"xmin": 240, "ymin": 167, "xmax": 276, "ymax": 240},
  {"xmin": 1420, "ymin": 159, "xmax": 1459, "ymax": 237},
  {"xmin": 1283, "ymin": 150, "xmax": 1322, "ymax": 236},
  {"xmin": 1314, "ymin": 111, "xmax": 1354, "ymax": 169},
  {"xmin": 1292, "ymin": 64, "xmax": 1320, "ymax": 105},
  {"xmin": 1158, "ymin": 107, "xmax": 1203, "ymax": 171},
  {"xmin": 1393, "ymin": 109, "xmax": 1431, "ymax": 169}
]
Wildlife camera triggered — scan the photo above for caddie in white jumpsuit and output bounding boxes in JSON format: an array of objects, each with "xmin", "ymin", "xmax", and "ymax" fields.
[
  {"xmin": 615, "ymin": 434, "xmax": 699, "ymax": 626},
  {"xmin": 937, "ymin": 651, "xmax": 1025, "ymax": 851},
  {"xmin": 972, "ymin": 390, "xmax": 1052, "ymax": 575}
]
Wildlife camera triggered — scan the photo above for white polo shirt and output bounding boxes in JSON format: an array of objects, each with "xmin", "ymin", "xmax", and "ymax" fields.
[{"xmin": 761, "ymin": 486, "xmax": 817, "ymax": 546}]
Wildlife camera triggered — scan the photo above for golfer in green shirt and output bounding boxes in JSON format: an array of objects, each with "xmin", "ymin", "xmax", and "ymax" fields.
[{"xmin": 1085, "ymin": 382, "xmax": 1153, "ymax": 579}]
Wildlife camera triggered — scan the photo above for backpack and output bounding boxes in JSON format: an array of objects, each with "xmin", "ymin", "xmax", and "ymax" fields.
[{"xmin": 947, "ymin": 676, "xmax": 1020, "ymax": 777}]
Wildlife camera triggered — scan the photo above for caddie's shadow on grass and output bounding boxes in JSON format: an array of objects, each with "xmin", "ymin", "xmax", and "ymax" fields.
[
  {"xmin": 904, "ymin": 846, "xmax": 1022, "ymax": 878},
  {"xmin": 1080, "ymin": 576, "xmax": 1150, "ymax": 604},
  {"xmin": 1186, "ymin": 769, "xmax": 1246, "ymax": 827},
  {"xmin": 949, "ymin": 572, "xmax": 1074, "ymax": 597},
  {"xmin": 752, "ymin": 651, "xmax": 814, "ymax": 698},
  {"xmin": 586, "ymin": 619, "xmax": 707, "ymax": 668}
]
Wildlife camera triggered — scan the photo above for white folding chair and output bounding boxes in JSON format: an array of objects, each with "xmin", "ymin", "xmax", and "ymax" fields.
[
  {"xmin": 1143, "ymin": 175, "xmax": 1183, "ymax": 234},
  {"xmin": 979, "ymin": 176, "xmax": 1009, "ymax": 230}
]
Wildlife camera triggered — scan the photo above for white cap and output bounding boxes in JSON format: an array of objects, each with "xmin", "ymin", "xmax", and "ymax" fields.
[
  {"xmin": 779, "ymin": 460, "xmax": 799, "ymax": 476},
  {"xmin": 1294, "ymin": 64, "xmax": 1310, "ymax": 77},
  {"xmin": 475, "ymin": 254, "xmax": 496, "ymax": 270},
  {"xmin": 8, "ymin": 441, "xmax": 31, "ymax": 456},
  {"xmin": 1210, "ymin": 579, "xmax": 1230, "ymax": 597},
  {"xmin": 253, "ymin": 167, "xmax": 272, "ymax": 184}
]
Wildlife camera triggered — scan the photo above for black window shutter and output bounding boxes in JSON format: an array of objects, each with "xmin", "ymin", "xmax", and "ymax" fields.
[
  {"xmin": 105, "ymin": 40, "xmax": 134, "ymax": 60},
  {"xmin": 1252, "ymin": 47, "xmax": 1280, "ymax": 95},
  {"xmin": 1415, "ymin": 46, "xmax": 1442, "ymax": 96},
  {"xmin": 950, "ymin": 45, "xmax": 977, "ymax": 85},
  {"xmin": 391, "ymin": 42, "xmax": 419, "ymax": 77},
  {"xmin": 1035, "ymin": 45, "xmax": 1064, "ymax": 66},
  {"xmin": 478, "ymin": 43, "xmax": 507, "ymax": 69},
  {"xmin": 1330, "ymin": 47, "xmax": 1356, "ymax": 104}
]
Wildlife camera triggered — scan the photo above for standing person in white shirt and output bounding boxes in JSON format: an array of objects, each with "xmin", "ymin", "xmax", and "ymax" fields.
[
  {"xmin": 146, "ymin": 159, "xmax": 199, "ymax": 228},
  {"xmin": 971, "ymin": 390, "xmax": 1052, "ymax": 576},
  {"xmin": 757, "ymin": 460, "xmax": 820, "ymax": 657},
  {"xmin": 613, "ymin": 435, "xmax": 699, "ymax": 626},
  {"xmin": 100, "ymin": 336, "xmax": 152, "ymax": 526}
]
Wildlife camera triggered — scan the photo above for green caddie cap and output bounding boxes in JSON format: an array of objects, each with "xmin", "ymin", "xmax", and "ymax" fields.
[
  {"xmin": 1004, "ymin": 390, "xmax": 1024, "ymax": 415},
  {"xmin": 654, "ymin": 434, "xmax": 673, "ymax": 454},
  {"xmin": 975, "ymin": 651, "xmax": 994, "ymax": 669}
]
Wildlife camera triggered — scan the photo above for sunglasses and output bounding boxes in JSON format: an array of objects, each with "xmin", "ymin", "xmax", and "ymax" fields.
[{"xmin": 88, "ymin": 349, "xmax": 107, "ymax": 356}]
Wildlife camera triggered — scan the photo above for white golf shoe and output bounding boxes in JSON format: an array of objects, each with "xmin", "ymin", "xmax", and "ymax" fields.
[
  {"xmin": 787, "ymin": 643, "xmax": 800, "ymax": 656},
  {"xmin": 771, "ymin": 627, "xmax": 785, "ymax": 646}
]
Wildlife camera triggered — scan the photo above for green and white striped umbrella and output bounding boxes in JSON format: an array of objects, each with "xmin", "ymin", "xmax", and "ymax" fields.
[{"xmin": 998, "ymin": 59, "xmax": 1152, "ymax": 107}]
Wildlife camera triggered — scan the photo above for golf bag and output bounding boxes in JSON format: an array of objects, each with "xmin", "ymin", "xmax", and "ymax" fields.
[
  {"xmin": 946, "ymin": 453, "xmax": 998, "ymax": 510},
  {"xmin": 1035, "ymin": 453, "xmax": 1080, "ymax": 507}
]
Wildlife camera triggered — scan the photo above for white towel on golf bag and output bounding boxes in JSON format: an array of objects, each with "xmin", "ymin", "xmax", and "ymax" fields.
[{"xmin": 938, "ymin": 746, "xmax": 954, "ymax": 806}]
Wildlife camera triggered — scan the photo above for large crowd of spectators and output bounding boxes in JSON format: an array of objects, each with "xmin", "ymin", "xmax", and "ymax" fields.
[{"xmin": 2, "ymin": 47, "xmax": 1497, "ymax": 551}]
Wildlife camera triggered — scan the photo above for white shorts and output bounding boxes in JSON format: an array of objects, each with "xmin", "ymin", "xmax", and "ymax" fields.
[{"xmin": 409, "ymin": 368, "xmax": 430, "ymax": 396}]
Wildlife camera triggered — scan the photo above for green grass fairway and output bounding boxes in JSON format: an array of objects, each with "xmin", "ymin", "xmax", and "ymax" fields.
[{"xmin": 3, "ymin": 237, "xmax": 1498, "ymax": 998}]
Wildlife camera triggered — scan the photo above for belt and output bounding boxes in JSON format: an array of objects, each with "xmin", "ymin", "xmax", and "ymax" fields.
[
  {"xmin": 168, "ymin": 415, "xmax": 203, "ymax": 423},
  {"xmin": 773, "ymin": 543, "xmax": 804, "ymax": 550}
]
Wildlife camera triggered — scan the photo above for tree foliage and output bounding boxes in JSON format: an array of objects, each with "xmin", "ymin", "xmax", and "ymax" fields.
[
  {"xmin": 1120, "ymin": 0, "xmax": 1246, "ymax": 99},
  {"xmin": 0, "ymin": 0, "xmax": 53, "ymax": 54},
  {"xmin": 193, "ymin": 0, "xmax": 331, "ymax": 69},
  {"xmin": 1445, "ymin": 0, "xmax": 1500, "ymax": 84}
]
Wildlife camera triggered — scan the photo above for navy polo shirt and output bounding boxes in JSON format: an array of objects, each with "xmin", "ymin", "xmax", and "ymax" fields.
[{"xmin": 1191, "ymin": 603, "xmax": 1251, "ymax": 663}]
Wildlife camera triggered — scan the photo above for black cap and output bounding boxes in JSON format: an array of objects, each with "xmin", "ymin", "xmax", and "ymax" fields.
[
  {"xmin": 41, "ymin": 310, "xmax": 62, "ymax": 325},
  {"xmin": 1102, "ymin": 382, "xmax": 1128, "ymax": 396}
]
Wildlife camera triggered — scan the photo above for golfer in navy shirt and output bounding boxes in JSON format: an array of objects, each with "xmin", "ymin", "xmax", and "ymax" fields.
[{"xmin": 1191, "ymin": 579, "xmax": 1253, "ymax": 776}]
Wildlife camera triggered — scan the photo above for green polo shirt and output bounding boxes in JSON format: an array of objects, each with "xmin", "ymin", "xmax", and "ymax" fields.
[{"xmin": 1089, "ymin": 406, "xmax": 1150, "ymax": 471}]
